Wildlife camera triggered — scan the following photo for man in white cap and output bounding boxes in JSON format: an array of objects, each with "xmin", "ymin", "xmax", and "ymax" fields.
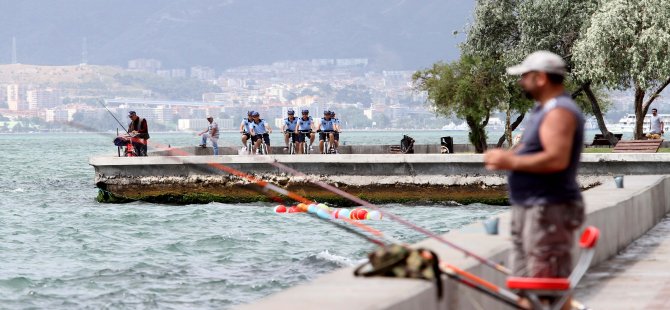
[
  {"xmin": 198, "ymin": 115, "xmax": 219, "ymax": 155},
  {"xmin": 484, "ymin": 51, "xmax": 585, "ymax": 308}
]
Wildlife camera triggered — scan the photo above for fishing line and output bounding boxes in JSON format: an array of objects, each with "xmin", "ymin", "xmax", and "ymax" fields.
[{"xmin": 65, "ymin": 120, "xmax": 529, "ymax": 308}]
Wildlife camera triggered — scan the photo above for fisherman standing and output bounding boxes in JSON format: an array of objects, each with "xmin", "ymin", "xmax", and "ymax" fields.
[
  {"xmin": 128, "ymin": 111, "xmax": 150, "ymax": 156},
  {"xmin": 484, "ymin": 51, "xmax": 584, "ymax": 309},
  {"xmin": 647, "ymin": 108, "xmax": 664, "ymax": 139}
]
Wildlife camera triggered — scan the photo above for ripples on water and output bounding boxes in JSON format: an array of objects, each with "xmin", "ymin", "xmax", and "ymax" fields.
[{"xmin": 0, "ymin": 133, "xmax": 505, "ymax": 309}]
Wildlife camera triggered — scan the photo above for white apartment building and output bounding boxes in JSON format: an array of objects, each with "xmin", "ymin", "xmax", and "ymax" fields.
[
  {"xmin": 191, "ymin": 66, "xmax": 216, "ymax": 80},
  {"xmin": 27, "ymin": 88, "xmax": 61, "ymax": 110},
  {"xmin": 7, "ymin": 84, "xmax": 27, "ymax": 111}
]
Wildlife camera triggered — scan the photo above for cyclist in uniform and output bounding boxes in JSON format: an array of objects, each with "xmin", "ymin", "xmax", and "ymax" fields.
[
  {"xmin": 282, "ymin": 109, "xmax": 298, "ymax": 151},
  {"xmin": 250, "ymin": 111, "xmax": 272, "ymax": 154},
  {"xmin": 239, "ymin": 111, "xmax": 254, "ymax": 150},
  {"xmin": 317, "ymin": 110, "xmax": 336, "ymax": 154},
  {"xmin": 296, "ymin": 109, "xmax": 315, "ymax": 154},
  {"xmin": 331, "ymin": 111, "xmax": 341, "ymax": 153}
]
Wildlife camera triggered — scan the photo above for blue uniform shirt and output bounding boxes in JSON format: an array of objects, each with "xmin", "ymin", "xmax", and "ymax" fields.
[
  {"xmin": 320, "ymin": 118, "xmax": 335, "ymax": 131},
  {"xmin": 298, "ymin": 116, "xmax": 313, "ymax": 131},
  {"xmin": 284, "ymin": 117, "xmax": 298, "ymax": 131},
  {"xmin": 241, "ymin": 118, "xmax": 253, "ymax": 133},
  {"xmin": 251, "ymin": 119, "xmax": 268, "ymax": 135}
]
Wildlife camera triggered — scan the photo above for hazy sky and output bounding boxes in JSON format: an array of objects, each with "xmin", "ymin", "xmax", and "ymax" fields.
[{"xmin": 0, "ymin": 0, "xmax": 473, "ymax": 70}]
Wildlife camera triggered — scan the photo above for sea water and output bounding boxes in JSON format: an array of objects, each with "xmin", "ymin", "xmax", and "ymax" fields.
[{"xmin": 0, "ymin": 132, "xmax": 505, "ymax": 309}]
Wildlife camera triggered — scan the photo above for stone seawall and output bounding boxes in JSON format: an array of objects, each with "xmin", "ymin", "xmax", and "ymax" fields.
[{"xmin": 88, "ymin": 153, "xmax": 670, "ymax": 204}]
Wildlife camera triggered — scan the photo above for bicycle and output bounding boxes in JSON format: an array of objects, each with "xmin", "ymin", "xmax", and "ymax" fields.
[
  {"xmin": 241, "ymin": 131, "xmax": 253, "ymax": 155},
  {"xmin": 254, "ymin": 133, "xmax": 270, "ymax": 155},
  {"xmin": 321, "ymin": 130, "xmax": 336, "ymax": 154},
  {"xmin": 296, "ymin": 131, "xmax": 311, "ymax": 154},
  {"xmin": 286, "ymin": 131, "xmax": 297, "ymax": 155},
  {"xmin": 246, "ymin": 137, "xmax": 253, "ymax": 155}
]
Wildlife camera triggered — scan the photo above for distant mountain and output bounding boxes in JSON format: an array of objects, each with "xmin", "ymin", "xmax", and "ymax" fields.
[{"xmin": 0, "ymin": 0, "xmax": 473, "ymax": 71}]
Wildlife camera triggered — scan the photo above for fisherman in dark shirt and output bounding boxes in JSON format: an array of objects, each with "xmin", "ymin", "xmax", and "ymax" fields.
[
  {"xmin": 127, "ymin": 111, "xmax": 150, "ymax": 156},
  {"xmin": 484, "ymin": 51, "xmax": 585, "ymax": 310}
]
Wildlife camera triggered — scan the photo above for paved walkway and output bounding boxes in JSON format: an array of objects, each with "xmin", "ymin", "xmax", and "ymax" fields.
[{"xmin": 576, "ymin": 215, "xmax": 670, "ymax": 309}]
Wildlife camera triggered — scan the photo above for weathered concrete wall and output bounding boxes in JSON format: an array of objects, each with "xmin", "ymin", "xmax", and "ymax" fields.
[
  {"xmin": 91, "ymin": 153, "xmax": 670, "ymax": 204},
  {"xmin": 91, "ymin": 154, "xmax": 632, "ymax": 204},
  {"xmin": 93, "ymin": 153, "xmax": 670, "ymax": 177},
  {"xmin": 149, "ymin": 144, "xmax": 498, "ymax": 156},
  {"xmin": 235, "ymin": 175, "xmax": 670, "ymax": 310}
]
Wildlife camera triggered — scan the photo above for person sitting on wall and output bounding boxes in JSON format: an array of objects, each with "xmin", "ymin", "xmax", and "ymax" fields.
[
  {"xmin": 198, "ymin": 115, "xmax": 219, "ymax": 155},
  {"xmin": 128, "ymin": 111, "xmax": 150, "ymax": 156}
]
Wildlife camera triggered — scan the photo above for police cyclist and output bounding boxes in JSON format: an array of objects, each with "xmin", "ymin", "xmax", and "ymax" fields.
[
  {"xmin": 330, "ymin": 111, "xmax": 341, "ymax": 153},
  {"xmin": 296, "ymin": 109, "xmax": 315, "ymax": 154},
  {"xmin": 239, "ymin": 111, "xmax": 254, "ymax": 150},
  {"xmin": 317, "ymin": 110, "xmax": 337, "ymax": 154},
  {"xmin": 250, "ymin": 111, "xmax": 272, "ymax": 154},
  {"xmin": 282, "ymin": 109, "xmax": 298, "ymax": 151}
]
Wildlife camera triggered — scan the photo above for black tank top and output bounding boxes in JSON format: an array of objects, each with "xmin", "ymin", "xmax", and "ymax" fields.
[{"xmin": 508, "ymin": 93, "xmax": 584, "ymax": 206}]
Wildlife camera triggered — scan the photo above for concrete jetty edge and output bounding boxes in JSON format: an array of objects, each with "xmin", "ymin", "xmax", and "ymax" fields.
[
  {"xmin": 235, "ymin": 175, "xmax": 670, "ymax": 310},
  {"xmin": 88, "ymin": 153, "xmax": 634, "ymax": 205}
]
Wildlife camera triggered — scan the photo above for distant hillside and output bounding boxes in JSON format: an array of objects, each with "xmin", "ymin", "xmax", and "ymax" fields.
[
  {"xmin": 0, "ymin": 64, "xmax": 218, "ymax": 100},
  {"xmin": 0, "ymin": 0, "xmax": 473, "ymax": 70}
]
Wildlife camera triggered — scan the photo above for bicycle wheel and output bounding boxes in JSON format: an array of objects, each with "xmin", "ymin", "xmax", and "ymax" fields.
[
  {"xmin": 261, "ymin": 142, "xmax": 268, "ymax": 155},
  {"xmin": 289, "ymin": 141, "xmax": 295, "ymax": 154}
]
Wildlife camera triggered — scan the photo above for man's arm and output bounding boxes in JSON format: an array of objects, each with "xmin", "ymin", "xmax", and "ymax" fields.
[
  {"xmin": 239, "ymin": 121, "xmax": 245, "ymax": 132},
  {"xmin": 211, "ymin": 124, "xmax": 218, "ymax": 136},
  {"xmin": 662, "ymin": 121, "xmax": 665, "ymax": 134},
  {"xmin": 485, "ymin": 108, "xmax": 577, "ymax": 173},
  {"xmin": 266, "ymin": 122, "xmax": 273, "ymax": 134}
]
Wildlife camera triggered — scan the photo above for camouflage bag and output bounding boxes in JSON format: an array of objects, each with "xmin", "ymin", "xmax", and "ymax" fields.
[{"xmin": 354, "ymin": 244, "xmax": 443, "ymax": 299}]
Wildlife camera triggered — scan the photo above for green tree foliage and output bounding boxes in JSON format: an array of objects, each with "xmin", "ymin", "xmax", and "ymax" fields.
[
  {"xmin": 573, "ymin": 0, "xmax": 670, "ymax": 139},
  {"xmin": 413, "ymin": 56, "xmax": 506, "ymax": 153},
  {"xmin": 464, "ymin": 0, "xmax": 616, "ymax": 145}
]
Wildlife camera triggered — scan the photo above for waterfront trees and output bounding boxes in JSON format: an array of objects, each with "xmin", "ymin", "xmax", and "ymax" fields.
[
  {"xmin": 572, "ymin": 0, "xmax": 670, "ymax": 140},
  {"xmin": 463, "ymin": 0, "xmax": 621, "ymax": 146},
  {"xmin": 413, "ymin": 56, "xmax": 506, "ymax": 153}
]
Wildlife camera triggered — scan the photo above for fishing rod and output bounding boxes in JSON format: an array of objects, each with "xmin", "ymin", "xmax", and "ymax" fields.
[
  {"xmin": 267, "ymin": 160, "xmax": 512, "ymax": 273},
  {"xmin": 96, "ymin": 98, "xmax": 128, "ymax": 133},
  {"xmin": 266, "ymin": 160, "xmax": 590, "ymax": 310},
  {"xmin": 67, "ymin": 120, "xmax": 528, "ymax": 308}
]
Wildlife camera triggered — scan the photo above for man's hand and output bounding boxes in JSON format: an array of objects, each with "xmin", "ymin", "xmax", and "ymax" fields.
[{"xmin": 484, "ymin": 149, "xmax": 517, "ymax": 171}]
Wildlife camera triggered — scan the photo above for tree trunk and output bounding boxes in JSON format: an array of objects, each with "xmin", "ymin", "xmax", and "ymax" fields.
[
  {"xmin": 496, "ymin": 112, "xmax": 526, "ymax": 148},
  {"xmin": 633, "ymin": 86, "xmax": 646, "ymax": 140},
  {"xmin": 466, "ymin": 116, "xmax": 488, "ymax": 153},
  {"xmin": 583, "ymin": 83, "xmax": 618, "ymax": 145}
]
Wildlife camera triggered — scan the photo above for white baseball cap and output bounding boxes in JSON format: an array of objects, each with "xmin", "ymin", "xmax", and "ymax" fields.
[
  {"xmin": 206, "ymin": 115, "xmax": 213, "ymax": 119},
  {"xmin": 506, "ymin": 51, "xmax": 566, "ymax": 76}
]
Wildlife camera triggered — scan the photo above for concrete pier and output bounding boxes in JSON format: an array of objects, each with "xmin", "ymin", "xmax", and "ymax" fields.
[
  {"xmin": 236, "ymin": 175, "xmax": 670, "ymax": 310},
  {"xmin": 90, "ymin": 152, "xmax": 670, "ymax": 204},
  {"xmin": 576, "ymin": 215, "xmax": 670, "ymax": 309}
]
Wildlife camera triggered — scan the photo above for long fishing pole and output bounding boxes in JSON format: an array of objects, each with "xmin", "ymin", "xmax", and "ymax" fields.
[
  {"xmin": 69, "ymin": 121, "xmax": 528, "ymax": 308},
  {"xmin": 267, "ymin": 159, "xmax": 512, "ymax": 273},
  {"xmin": 266, "ymin": 160, "xmax": 590, "ymax": 310},
  {"xmin": 97, "ymin": 99, "xmax": 128, "ymax": 133}
]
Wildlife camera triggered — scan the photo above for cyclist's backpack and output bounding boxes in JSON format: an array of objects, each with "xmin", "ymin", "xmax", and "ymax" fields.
[{"xmin": 354, "ymin": 244, "xmax": 443, "ymax": 299}]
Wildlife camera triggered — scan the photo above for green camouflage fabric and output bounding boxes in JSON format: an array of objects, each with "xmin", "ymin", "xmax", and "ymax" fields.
[{"xmin": 354, "ymin": 244, "xmax": 443, "ymax": 299}]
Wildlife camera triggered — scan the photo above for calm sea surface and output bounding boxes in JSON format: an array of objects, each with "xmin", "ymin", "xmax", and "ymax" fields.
[{"xmin": 0, "ymin": 132, "xmax": 507, "ymax": 309}]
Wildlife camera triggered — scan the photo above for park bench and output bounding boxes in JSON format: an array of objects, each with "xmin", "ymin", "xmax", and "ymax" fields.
[
  {"xmin": 589, "ymin": 133, "xmax": 623, "ymax": 147},
  {"xmin": 612, "ymin": 139, "xmax": 663, "ymax": 153}
]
